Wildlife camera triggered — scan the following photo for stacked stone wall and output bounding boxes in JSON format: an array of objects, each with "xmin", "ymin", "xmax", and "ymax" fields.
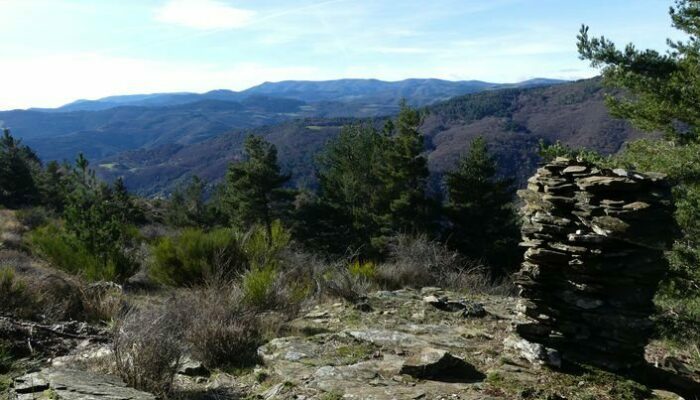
[{"xmin": 515, "ymin": 157, "xmax": 675, "ymax": 369}]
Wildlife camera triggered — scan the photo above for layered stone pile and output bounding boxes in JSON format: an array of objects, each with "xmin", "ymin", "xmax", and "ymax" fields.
[{"xmin": 515, "ymin": 157, "xmax": 675, "ymax": 370}]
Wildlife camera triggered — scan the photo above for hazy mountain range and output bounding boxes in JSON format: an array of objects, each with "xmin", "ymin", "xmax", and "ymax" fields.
[{"xmin": 0, "ymin": 77, "xmax": 565, "ymax": 163}]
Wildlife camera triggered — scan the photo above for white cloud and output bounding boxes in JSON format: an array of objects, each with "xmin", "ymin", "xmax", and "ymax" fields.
[
  {"xmin": 154, "ymin": 0, "xmax": 255, "ymax": 30},
  {"xmin": 0, "ymin": 53, "xmax": 321, "ymax": 110}
]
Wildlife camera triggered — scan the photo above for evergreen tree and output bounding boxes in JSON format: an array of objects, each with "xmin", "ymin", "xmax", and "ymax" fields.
[
  {"xmin": 381, "ymin": 101, "xmax": 434, "ymax": 236},
  {"xmin": 0, "ymin": 128, "xmax": 40, "ymax": 208},
  {"xmin": 444, "ymin": 137, "xmax": 519, "ymax": 274},
  {"xmin": 577, "ymin": 1, "xmax": 700, "ymax": 142},
  {"xmin": 311, "ymin": 123, "xmax": 390, "ymax": 255},
  {"xmin": 223, "ymin": 135, "xmax": 292, "ymax": 240},
  {"xmin": 166, "ymin": 175, "xmax": 216, "ymax": 227},
  {"xmin": 308, "ymin": 105, "xmax": 437, "ymax": 257},
  {"xmin": 62, "ymin": 155, "xmax": 138, "ymax": 280},
  {"xmin": 38, "ymin": 160, "xmax": 70, "ymax": 211}
]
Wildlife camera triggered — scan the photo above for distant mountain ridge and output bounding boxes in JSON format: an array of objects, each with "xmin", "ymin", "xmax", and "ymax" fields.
[{"xmin": 31, "ymin": 77, "xmax": 567, "ymax": 113}]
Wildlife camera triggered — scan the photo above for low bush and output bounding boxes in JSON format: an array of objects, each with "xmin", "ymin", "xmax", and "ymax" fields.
[
  {"xmin": 348, "ymin": 260, "xmax": 377, "ymax": 280},
  {"xmin": 15, "ymin": 207, "xmax": 51, "ymax": 230},
  {"xmin": 28, "ymin": 224, "xmax": 136, "ymax": 282},
  {"xmin": 241, "ymin": 220, "xmax": 291, "ymax": 270},
  {"xmin": 0, "ymin": 342, "xmax": 14, "ymax": 374},
  {"xmin": 0, "ymin": 253, "xmax": 86, "ymax": 321},
  {"xmin": 149, "ymin": 228, "xmax": 246, "ymax": 286},
  {"xmin": 184, "ymin": 284, "xmax": 262, "ymax": 369},
  {"xmin": 113, "ymin": 303, "xmax": 186, "ymax": 396},
  {"xmin": 375, "ymin": 234, "xmax": 512, "ymax": 294},
  {"xmin": 0, "ymin": 267, "xmax": 35, "ymax": 318},
  {"xmin": 150, "ymin": 222, "xmax": 292, "ymax": 288},
  {"xmin": 80, "ymin": 282, "xmax": 125, "ymax": 323},
  {"xmin": 241, "ymin": 266, "xmax": 278, "ymax": 308},
  {"xmin": 321, "ymin": 264, "xmax": 372, "ymax": 303}
]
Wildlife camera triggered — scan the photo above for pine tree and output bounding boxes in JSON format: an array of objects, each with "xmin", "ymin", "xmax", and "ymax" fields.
[
  {"xmin": 0, "ymin": 128, "xmax": 40, "ymax": 208},
  {"xmin": 311, "ymin": 123, "xmax": 390, "ymax": 255},
  {"xmin": 223, "ymin": 135, "xmax": 291, "ymax": 240},
  {"xmin": 166, "ymin": 175, "xmax": 212, "ymax": 227},
  {"xmin": 38, "ymin": 160, "xmax": 70, "ymax": 211},
  {"xmin": 62, "ymin": 155, "xmax": 137, "ymax": 280},
  {"xmin": 577, "ymin": 0, "xmax": 700, "ymax": 142},
  {"xmin": 382, "ymin": 101, "xmax": 434, "ymax": 236},
  {"xmin": 444, "ymin": 137, "xmax": 519, "ymax": 274}
]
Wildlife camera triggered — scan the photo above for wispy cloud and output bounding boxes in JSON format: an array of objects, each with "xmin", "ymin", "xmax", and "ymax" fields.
[{"xmin": 154, "ymin": 0, "xmax": 256, "ymax": 30}]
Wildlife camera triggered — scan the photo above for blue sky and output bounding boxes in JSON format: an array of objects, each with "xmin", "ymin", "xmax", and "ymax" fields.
[{"xmin": 0, "ymin": 0, "xmax": 683, "ymax": 110}]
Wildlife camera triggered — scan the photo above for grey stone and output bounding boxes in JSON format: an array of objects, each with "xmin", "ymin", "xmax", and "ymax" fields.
[
  {"xmin": 12, "ymin": 368, "xmax": 155, "ymax": 400},
  {"xmin": 178, "ymin": 357, "xmax": 210, "ymax": 377},
  {"xmin": 399, "ymin": 348, "xmax": 485, "ymax": 382}
]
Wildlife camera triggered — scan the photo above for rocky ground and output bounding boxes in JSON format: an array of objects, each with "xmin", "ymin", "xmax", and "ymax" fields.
[
  {"xmin": 5, "ymin": 286, "xmax": 697, "ymax": 400},
  {"xmin": 1, "ymin": 208, "xmax": 698, "ymax": 400}
]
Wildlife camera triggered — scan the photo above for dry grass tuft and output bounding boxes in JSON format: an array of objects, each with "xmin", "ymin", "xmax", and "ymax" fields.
[
  {"xmin": 376, "ymin": 234, "xmax": 515, "ymax": 295},
  {"xmin": 113, "ymin": 303, "xmax": 186, "ymax": 396},
  {"xmin": 182, "ymin": 282, "xmax": 262, "ymax": 369}
]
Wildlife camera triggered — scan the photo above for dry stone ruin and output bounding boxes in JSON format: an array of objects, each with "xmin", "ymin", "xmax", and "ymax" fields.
[{"xmin": 514, "ymin": 157, "xmax": 675, "ymax": 370}]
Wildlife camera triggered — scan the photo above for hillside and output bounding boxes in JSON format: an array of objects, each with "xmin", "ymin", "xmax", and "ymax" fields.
[{"xmin": 100, "ymin": 78, "xmax": 647, "ymax": 196}]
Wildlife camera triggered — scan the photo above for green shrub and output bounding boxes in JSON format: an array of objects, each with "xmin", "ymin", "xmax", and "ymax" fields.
[
  {"xmin": 348, "ymin": 260, "xmax": 377, "ymax": 280},
  {"xmin": 28, "ymin": 224, "xmax": 132, "ymax": 282},
  {"xmin": 150, "ymin": 228, "xmax": 246, "ymax": 286},
  {"xmin": 242, "ymin": 220, "xmax": 291, "ymax": 270},
  {"xmin": 15, "ymin": 207, "xmax": 51, "ymax": 230},
  {"xmin": 241, "ymin": 266, "xmax": 277, "ymax": 308}
]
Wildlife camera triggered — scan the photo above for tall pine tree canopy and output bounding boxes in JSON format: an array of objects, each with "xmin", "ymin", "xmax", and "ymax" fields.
[
  {"xmin": 223, "ymin": 135, "xmax": 291, "ymax": 239},
  {"xmin": 0, "ymin": 128, "xmax": 41, "ymax": 208},
  {"xmin": 444, "ymin": 137, "xmax": 519, "ymax": 274},
  {"xmin": 578, "ymin": 0, "xmax": 700, "ymax": 142},
  {"xmin": 310, "ymin": 104, "xmax": 437, "ymax": 257},
  {"xmin": 382, "ymin": 101, "xmax": 434, "ymax": 235},
  {"xmin": 313, "ymin": 123, "xmax": 390, "ymax": 255}
]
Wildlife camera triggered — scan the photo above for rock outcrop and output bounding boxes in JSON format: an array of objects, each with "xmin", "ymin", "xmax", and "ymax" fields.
[
  {"xmin": 11, "ymin": 368, "xmax": 155, "ymax": 400},
  {"xmin": 515, "ymin": 158, "xmax": 675, "ymax": 370}
]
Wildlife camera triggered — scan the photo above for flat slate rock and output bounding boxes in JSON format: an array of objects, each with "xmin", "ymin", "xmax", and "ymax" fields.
[{"xmin": 11, "ymin": 368, "xmax": 155, "ymax": 400}]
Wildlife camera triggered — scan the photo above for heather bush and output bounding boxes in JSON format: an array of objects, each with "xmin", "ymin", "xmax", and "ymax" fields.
[
  {"xmin": 0, "ymin": 251, "xmax": 124, "ymax": 322},
  {"xmin": 321, "ymin": 263, "xmax": 372, "ymax": 303}
]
